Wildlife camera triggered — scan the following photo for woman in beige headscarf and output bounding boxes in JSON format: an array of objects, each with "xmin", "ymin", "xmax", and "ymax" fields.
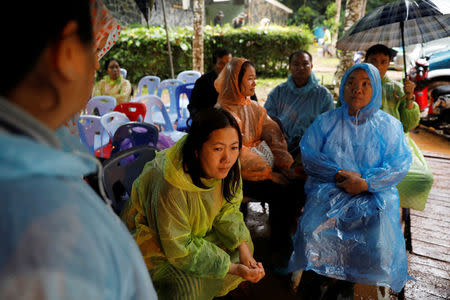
[
  {"xmin": 215, "ymin": 58, "xmax": 294, "ymax": 182},
  {"xmin": 215, "ymin": 58, "xmax": 304, "ymax": 273}
]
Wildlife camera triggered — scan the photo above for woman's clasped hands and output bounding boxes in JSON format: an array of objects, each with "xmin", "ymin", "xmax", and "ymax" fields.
[
  {"xmin": 334, "ymin": 169, "xmax": 369, "ymax": 195},
  {"xmin": 228, "ymin": 242, "xmax": 265, "ymax": 283}
]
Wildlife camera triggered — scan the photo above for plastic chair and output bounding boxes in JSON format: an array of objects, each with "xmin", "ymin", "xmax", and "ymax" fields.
[
  {"xmin": 111, "ymin": 122, "xmax": 159, "ymax": 155},
  {"xmin": 131, "ymin": 95, "xmax": 186, "ymax": 143},
  {"xmin": 176, "ymin": 70, "xmax": 201, "ymax": 83},
  {"xmin": 77, "ymin": 115, "xmax": 110, "ymax": 156},
  {"xmin": 156, "ymin": 79, "xmax": 183, "ymax": 124},
  {"xmin": 100, "ymin": 111, "xmax": 130, "ymax": 138},
  {"xmin": 114, "ymin": 102, "xmax": 147, "ymax": 122},
  {"xmin": 136, "ymin": 75, "xmax": 161, "ymax": 97},
  {"xmin": 102, "ymin": 145, "xmax": 157, "ymax": 214},
  {"xmin": 85, "ymin": 95, "xmax": 117, "ymax": 116},
  {"xmin": 120, "ymin": 68, "xmax": 127, "ymax": 79},
  {"xmin": 175, "ymin": 83, "xmax": 195, "ymax": 131}
]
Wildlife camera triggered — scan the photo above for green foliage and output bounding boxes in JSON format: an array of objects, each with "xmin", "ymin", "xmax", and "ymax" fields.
[
  {"xmin": 100, "ymin": 24, "xmax": 313, "ymax": 83},
  {"xmin": 323, "ymin": 2, "xmax": 339, "ymax": 35}
]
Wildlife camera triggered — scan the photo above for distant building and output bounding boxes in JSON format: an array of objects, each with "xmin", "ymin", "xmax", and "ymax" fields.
[
  {"xmin": 103, "ymin": 0, "xmax": 292, "ymax": 28},
  {"xmin": 104, "ymin": 0, "xmax": 194, "ymax": 27},
  {"xmin": 206, "ymin": 0, "xmax": 292, "ymax": 26}
]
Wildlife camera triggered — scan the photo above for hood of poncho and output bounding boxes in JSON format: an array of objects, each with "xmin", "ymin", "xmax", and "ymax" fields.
[{"xmin": 338, "ymin": 63, "xmax": 382, "ymax": 123}]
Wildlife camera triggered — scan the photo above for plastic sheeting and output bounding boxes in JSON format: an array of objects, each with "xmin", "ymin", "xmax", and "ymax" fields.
[
  {"xmin": 215, "ymin": 58, "xmax": 293, "ymax": 181},
  {"xmin": 121, "ymin": 136, "xmax": 253, "ymax": 299},
  {"xmin": 289, "ymin": 63, "xmax": 412, "ymax": 292},
  {"xmin": 264, "ymin": 73, "xmax": 334, "ymax": 150},
  {"xmin": 0, "ymin": 99, "xmax": 156, "ymax": 299},
  {"xmin": 380, "ymin": 76, "xmax": 433, "ymax": 210}
]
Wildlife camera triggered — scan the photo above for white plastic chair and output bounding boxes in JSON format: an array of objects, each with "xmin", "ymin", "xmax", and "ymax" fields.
[
  {"xmin": 131, "ymin": 95, "xmax": 186, "ymax": 143},
  {"xmin": 100, "ymin": 111, "xmax": 130, "ymax": 138},
  {"xmin": 176, "ymin": 70, "xmax": 201, "ymax": 83},
  {"xmin": 120, "ymin": 68, "xmax": 127, "ymax": 79},
  {"xmin": 136, "ymin": 75, "xmax": 161, "ymax": 97},
  {"xmin": 85, "ymin": 95, "xmax": 117, "ymax": 116}
]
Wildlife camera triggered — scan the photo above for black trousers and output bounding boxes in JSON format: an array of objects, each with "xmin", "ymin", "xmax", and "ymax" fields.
[{"xmin": 242, "ymin": 178, "xmax": 305, "ymax": 268}]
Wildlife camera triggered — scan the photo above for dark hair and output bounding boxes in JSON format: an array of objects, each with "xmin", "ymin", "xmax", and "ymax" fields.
[
  {"xmin": 212, "ymin": 48, "xmax": 231, "ymax": 65},
  {"xmin": 238, "ymin": 61, "xmax": 255, "ymax": 91},
  {"xmin": 183, "ymin": 108, "xmax": 242, "ymax": 202},
  {"xmin": 289, "ymin": 50, "xmax": 313, "ymax": 65},
  {"xmin": 104, "ymin": 58, "xmax": 121, "ymax": 73},
  {"xmin": 1, "ymin": 0, "xmax": 93, "ymax": 95},
  {"xmin": 365, "ymin": 44, "xmax": 396, "ymax": 61}
]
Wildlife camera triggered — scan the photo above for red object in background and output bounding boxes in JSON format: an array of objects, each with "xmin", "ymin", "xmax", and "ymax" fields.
[
  {"xmin": 94, "ymin": 142, "xmax": 112, "ymax": 159},
  {"xmin": 409, "ymin": 57, "xmax": 430, "ymax": 113},
  {"xmin": 415, "ymin": 86, "xmax": 429, "ymax": 111},
  {"xmin": 114, "ymin": 102, "xmax": 147, "ymax": 121}
]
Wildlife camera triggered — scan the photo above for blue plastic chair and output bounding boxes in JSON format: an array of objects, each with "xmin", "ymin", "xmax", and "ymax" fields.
[
  {"xmin": 102, "ymin": 145, "xmax": 157, "ymax": 214},
  {"xmin": 175, "ymin": 83, "xmax": 195, "ymax": 131},
  {"xmin": 156, "ymin": 79, "xmax": 183, "ymax": 124},
  {"xmin": 176, "ymin": 70, "xmax": 201, "ymax": 83},
  {"xmin": 85, "ymin": 95, "xmax": 117, "ymax": 116},
  {"xmin": 77, "ymin": 115, "xmax": 110, "ymax": 156},
  {"xmin": 131, "ymin": 95, "xmax": 187, "ymax": 143},
  {"xmin": 111, "ymin": 122, "xmax": 159, "ymax": 155},
  {"xmin": 100, "ymin": 111, "xmax": 130, "ymax": 138},
  {"xmin": 120, "ymin": 68, "xmax": 127, "ymax": 79},
  {"xmin": 136, "ymin": 75, "xmax": 161, "ymax": 97}
]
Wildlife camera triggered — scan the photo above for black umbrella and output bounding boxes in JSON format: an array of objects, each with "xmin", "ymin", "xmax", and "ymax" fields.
[{"xmin": 337, "ymin": 0, "xmax": 450, "ymax": 78}]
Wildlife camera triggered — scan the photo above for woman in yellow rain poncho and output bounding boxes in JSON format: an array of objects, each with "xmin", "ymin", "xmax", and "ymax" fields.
[{"xmin": 121, "ymin": 107, "xmax": 265, "ymax": 300}]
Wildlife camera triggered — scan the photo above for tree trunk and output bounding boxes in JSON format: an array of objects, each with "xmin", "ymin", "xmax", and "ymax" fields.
[
  {"xmin": 332, "ymin": 0, "xmax": 341, "ymax": 49},
  {"xmin": 193, "ymin": 0, "xmax": 204, "ymax": 73},
  {"xmin": 334, "ymin": 0, "xmax": 364, "ymax": 91}
]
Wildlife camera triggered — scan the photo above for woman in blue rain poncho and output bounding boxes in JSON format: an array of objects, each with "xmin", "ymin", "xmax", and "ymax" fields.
[
  {"xmin": 288, "ymin": 63, "xmax": 412, "ymax": 295},
  {"xmin": 121, "ymin": 108, "xmax": 265, "ymax": 300},
  {"xmin": 0, "ymin": 1, "xmax": 156, "ymax": 299}
]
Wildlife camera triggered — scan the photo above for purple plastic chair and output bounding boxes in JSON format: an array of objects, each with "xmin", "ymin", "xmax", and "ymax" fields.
[
  {"xmin": 111, "ymin": 122, "xmax": 159, "ymax": 155},
  {"xmin": 136, "ymin": 75, "xmax": 161, "ymax": 96},
  {"xmin": 77, "ymin": 115, "xmax": 110, "ymax": 156},
  {"xmin": 85, "ymin": 95, "xmax": 117, "ymax": 116}
]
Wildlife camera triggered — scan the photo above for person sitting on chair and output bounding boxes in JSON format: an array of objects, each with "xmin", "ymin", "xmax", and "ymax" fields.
[
  {"xmin": 264, "ymin": 50, "xmax": 334, "ymax": 157},
  {"xmin": 215, "ymin": 58, "xmax": 304, "ymax": 274},
  {"xmin": 121, "ymin": 107, "xmax": 265, "ymax": 299},
  {"xmin": 93, "ymin": 58, "xmax": 132, "ymax": 104},
  {"xmin": 365, "ymin": 44, "xmax": 433, "ymax": 212},
  {"xmin": 289, "ymin": 63, "xmax": 412, "ymax": 297},
  {"xmin": 188, "ymin": 48, "xmax": 258, "ymax": 117}
]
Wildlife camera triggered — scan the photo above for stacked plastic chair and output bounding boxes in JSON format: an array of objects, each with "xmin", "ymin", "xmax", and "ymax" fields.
[
  {"xmin": 100, "ymin": 111, "xmax": 130, "ymax": 138},
  {"xmin": 77, "ymin": 115, "xmax": 110, "ymax": 157},
  {"xmin": 136, "ymin": 75, "xmax": 161, "ymax": 96},
  {"xmin": 131, "ymin": 95, "xmax": 186, "ymax": 146},
  {"xmin": 85, "ymin": 95, "xmax": 117, "ymax": 116},
  {"xmin": 156, "ymin": 79, "xmax": 183, "ymax": 124},
  {"xmin": 113, "ymin": 102, "xmax": 146, "ymax": 122},
  {"xmin": 176, "ymin": 70, "xmax": 201, "ymax": 83},
  {"xmin": 174, "ymin": 82, "xmax": 195, "ymax": 131}
]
